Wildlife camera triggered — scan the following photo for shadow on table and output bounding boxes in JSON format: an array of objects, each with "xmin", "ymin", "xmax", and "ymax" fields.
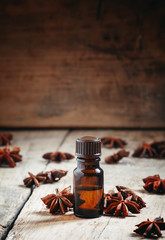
[
  {"xmin": 29, "ymin": 211, "xmax": 84, "ymax": 225},
  {"xmin": 130, "ymin": 232, "xmax": 158, "ymax": 239}
]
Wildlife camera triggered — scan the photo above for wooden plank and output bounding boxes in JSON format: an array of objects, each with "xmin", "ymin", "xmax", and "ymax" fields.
[
  {"xmin": 0, "ymin": 0, "xmax": 165, "ymax": 128},
  {"xmin": 6, "ymin": 130, "xmax": 165, "ymax": 240},
  {"xmin": 0, "ymin": 130, "xmax": 68, "ymax": 239}
]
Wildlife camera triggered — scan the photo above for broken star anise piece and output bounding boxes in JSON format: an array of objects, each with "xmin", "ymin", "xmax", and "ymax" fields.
[
  {"xmin": 101, "ymin": 137, "xmax": 127, "ymax": 149},
  {"xmin": 0, "ymin": 133, "xmax": 13, "ymax": 146},
  {"xmin": 23, "ymin": 172, "xmax": 46, "ymax": 188},
  {"xmin": 132, "ymin": 142, "xmax": 159, "ymax": 158},
  {"xmin": 43, "ymin": 151, "xmax": 74, "ymax": 162},
  {"xmin": 116, "ymin": 185, "xmax": 146, "ymax": 209},
  {"xmin": 0, "ymin": 145, "xmax": 22, "ymax": 168},
  {"xmin": 143, "ymin": 174, "xmax": 165, "ymax": 194},
  {"xmin": 36, "ymin": 169, "xmax": 68, "ymax": 183},
  {"xmin": 150, "ymin": 141, "xmax": 165, "ymax": 159},
  {"xmin": 104, "ymin": 149, "xmax": 129, "ymax": 164},
  {"xmin": 104, "ymin": 192, "xmax": 140, "ymax": 217},
  {"xmin": 41, "ymin": 186, "xmax": 74, "ymax": 214},
  {"xmin": 134, "ymin": 217, "xmax": 165, "ymax": 238}
]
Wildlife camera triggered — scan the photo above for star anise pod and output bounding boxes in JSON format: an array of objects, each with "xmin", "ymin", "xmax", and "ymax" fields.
[
  {"xmin": 0, "ymin": 133, "xmax": 13, "ymax": 146},
  {"xmin": 0, "ymin": 145, "xmax": 22, "ymax": 167},
  {"xmin": 104, "ymin": 189, "xmax": 122, "ymax": 201},
  {"xmin": 134, "ymin": 217, "xmax": 165, "ymax": 238},
  {"xmin": 101, "ymin": 137, "xmax": 127, "ymax": 149},
  {"xmin": 104, "ymin": 190, "xmax": 122, "ymax": 209},
  {"xmin": 41, "ymin": 186, "xmax": 74, "ymax": 214},
  {"xmin": 104, "ymin": 149, "xmax": 129, "ymax": 164},
  {"xmin": 64, "ymin": 152, "xmax": 75, "ymax": 160},
  {"xmin": 43, "ymin": 151, "xmax": 74, "ymax": 162},
  {"xmin": 104, "ymin": 192, "xmax": 140, "ymax": 217},
  {"xmin": 151, "ymin": 141, "xmax": 165, "ymax": 158},
  {"xmin": 143, "ymin": 174, "xmax": 165, "ymax": 194},
  {"xmin": 116, "ymin": 185, "xmax": 146, "ymax": 209},
  {"xmin": 23, "ymin": 172, "xmax": 47, "ymax": 188},
  {"xmin": 36, "ymin": 169, "xmax": 67, "ymax": 183},
  {"xmin": 132, "ymin": 142, "xmax": 159, "ymax": 158}
]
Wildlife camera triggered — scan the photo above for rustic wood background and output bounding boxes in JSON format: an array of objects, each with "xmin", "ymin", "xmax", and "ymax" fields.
[{"xmin": 0, "ymin": 0, "xmax": 164, "ymax": 128}]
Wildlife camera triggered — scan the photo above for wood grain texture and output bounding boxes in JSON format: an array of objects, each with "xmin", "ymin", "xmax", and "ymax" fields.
[
  {"xmin": 0, "ymin": 0, "xmax": 165, "ymax": 127},
  {"xmin": 0, "ymin": 130, "xmax": 68, "ymax": 239},
  {"xmin": 2, "ymin": 129, "xmax": 164, "ymax": 240}
]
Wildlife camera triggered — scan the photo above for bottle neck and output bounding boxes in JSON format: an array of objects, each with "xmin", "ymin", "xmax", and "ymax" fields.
[{"xmin": 76, "ymin": 157, "xmax": 100, "ymax": 169}]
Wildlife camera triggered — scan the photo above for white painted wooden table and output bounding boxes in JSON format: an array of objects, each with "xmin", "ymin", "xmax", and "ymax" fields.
[{"xmin": 0, "ymin": 130, "xmax": 165, "ymax": 240}]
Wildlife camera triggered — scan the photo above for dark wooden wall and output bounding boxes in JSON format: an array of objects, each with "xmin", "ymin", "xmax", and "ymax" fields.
[{"xmin": 0, "ymin": 0, "xmax": 164, "ymax": 128}]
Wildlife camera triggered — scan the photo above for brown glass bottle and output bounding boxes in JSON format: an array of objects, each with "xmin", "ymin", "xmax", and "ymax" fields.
[{"xmin": 73, "ymin": 136, "xmax": 104, "ymax": 218}]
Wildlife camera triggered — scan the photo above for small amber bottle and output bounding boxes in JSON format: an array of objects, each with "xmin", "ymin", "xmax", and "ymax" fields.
[{"xmin": 73, "ymin": 136, "xmax": 104, "ymax": 218}]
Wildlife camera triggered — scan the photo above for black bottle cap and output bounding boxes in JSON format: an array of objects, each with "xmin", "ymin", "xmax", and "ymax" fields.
[{"xmin": 76, "ymin": 136, "xmax": 101, "ymax": 157}]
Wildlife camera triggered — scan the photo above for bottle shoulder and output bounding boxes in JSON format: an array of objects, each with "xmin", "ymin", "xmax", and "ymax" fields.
[{"xmin": 73, "ymin": 167, "xmax": 103, "ymax": 175}]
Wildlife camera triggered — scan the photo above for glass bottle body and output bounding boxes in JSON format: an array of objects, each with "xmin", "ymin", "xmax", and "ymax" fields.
[{"xmin": 73, "ymin": 157, "xmax": 104, "ymax": 218}]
